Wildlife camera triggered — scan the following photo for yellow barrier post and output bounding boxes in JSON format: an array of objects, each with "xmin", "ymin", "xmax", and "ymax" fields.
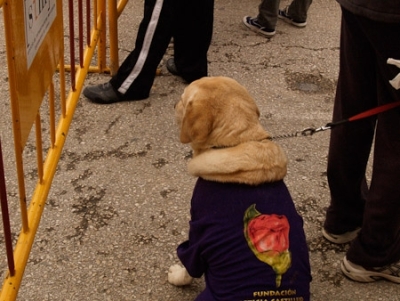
[
  {"xmin": 108, "ymin": 0, "xmax": 119, "ymax": 75},
  {"xmin": 97, "ymin": 0, "xmax": 108, "ymax": 73},
  {"xmin": 2, "ymin": 0, "xmax": 29, "ymax": 234}
]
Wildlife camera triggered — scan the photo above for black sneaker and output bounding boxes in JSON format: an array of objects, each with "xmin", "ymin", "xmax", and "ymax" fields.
[
  {"xmin": 166, "ymin": 58, "xmax": 202, "ymax": 83},
  {"xmin": 166, "ymin": 58, "xmax": 181, "ymax": 76},
  {"xmin": 278, "ymin": 7, "xmax": 307, "ymax": 27},
  {"xmin": 83, "ymin": 82, "xmax": 148, "ymax": 104},
  {"xmin": 242, "ymin": 16, "xmax": 276, "ymax": 37}
]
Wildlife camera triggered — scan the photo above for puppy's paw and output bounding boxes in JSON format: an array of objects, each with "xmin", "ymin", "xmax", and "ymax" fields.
[{"xmin": 168, "ymin": 264, "xmax": 193, "ymax": 286}]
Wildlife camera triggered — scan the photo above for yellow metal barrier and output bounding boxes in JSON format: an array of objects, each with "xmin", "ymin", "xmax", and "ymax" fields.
[{"xmin": 0, "ymin": 0, "xmax": 127, "ymax": 299}]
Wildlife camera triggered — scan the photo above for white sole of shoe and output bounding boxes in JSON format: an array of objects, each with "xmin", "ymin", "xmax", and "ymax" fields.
[
  {"xmin": 341, "ymin": 257, "xmax": 400, "ymax": 284},
  {"xmin": 278, "ymin": 14, "xmax": 307, "ymax": 27},
  {"xmin": 322, "ymin": 228, "xmax": 361, "ymax": 244}
]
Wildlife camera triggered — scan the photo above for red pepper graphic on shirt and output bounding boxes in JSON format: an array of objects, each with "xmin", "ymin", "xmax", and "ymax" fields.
[{"xmin": 244, "ymin": 204, "xmax": 291, "ymax": 287}]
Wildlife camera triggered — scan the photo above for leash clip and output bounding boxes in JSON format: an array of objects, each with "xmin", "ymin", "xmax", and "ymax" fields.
[
  {"xmin": 300, "ymin": 125, "xmax": 331, "ymax": 137},
  {"xmin": 314, "ymin": 125, "xmax": 332, "ymax": 133},
  {"xmin": 300, "ymin": 127, "xmax": 316, "ymax": 136}
]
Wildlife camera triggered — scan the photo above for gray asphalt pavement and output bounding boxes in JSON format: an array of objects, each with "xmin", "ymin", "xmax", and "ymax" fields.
[{"xmin": 1, "ymin": 0, "xmax": 399, "ymax": 300}]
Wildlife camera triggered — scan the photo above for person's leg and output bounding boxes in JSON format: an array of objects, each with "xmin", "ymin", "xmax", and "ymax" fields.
[
  {"xmin": 323, "ymin": 7, "xmax": 377, "ymax": 236},
  {"xmin": 257, "ymin": 0, "xmax": 280, "ymax": 29},
  {"xmin": 172, "ymin": 0, "xmax": 214, "ymax": 82},
  {"xmin": 110, "ymin": 0, "xmax": 176, "ymax": 99},
  {"xmin": 344, "ymin": 13, "xmax": 400, "ymax": 268},
  {"xmin": 286, "ymin": 0, "xmax": 312, "ymax": 23},
  {"xmin": 347, "ymin": 109, "xmax": 400, "ymax": 267}
]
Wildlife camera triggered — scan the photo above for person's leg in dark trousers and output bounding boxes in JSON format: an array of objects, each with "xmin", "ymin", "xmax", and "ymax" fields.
[
  {"xmin": 258, "ymin": 0, "xmax": 280, "ymax": 30},
  {"xmin": 110, "ymin": 0, "xmax": 176, "ymax": 99},
  {"xmin": 172, "ymin": 0, "xmax": 214, "ymax": 83},
  {"xmin": 345, "ymin": 12, "xmax": 400, "ymax": 267},
  {"xmin": 287, "ymin": 0, "xmax": 312, "ymax": 22},
  {"xmin": 325, "ymin": 7, "xmax": 400, "ymax": 267},
  {"xmin": 324, "ymin": 8, "xmax": 376, "ymax": 235}
]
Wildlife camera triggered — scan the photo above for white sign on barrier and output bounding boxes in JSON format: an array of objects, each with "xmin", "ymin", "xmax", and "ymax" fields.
[{"xmin": 23, "ymin": 0, "xmax": 57, "ymax": 69}]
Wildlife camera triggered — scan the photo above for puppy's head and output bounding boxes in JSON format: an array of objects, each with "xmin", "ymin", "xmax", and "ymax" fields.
[{"xmin": 175, "ymin": 76, "xmax": 269, "ymax": 155}]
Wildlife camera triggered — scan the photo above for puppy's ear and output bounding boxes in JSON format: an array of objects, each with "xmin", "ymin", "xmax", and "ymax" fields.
[{"xmin": 180, "ymin": 100, "xmax": 212, "ymax": 144}]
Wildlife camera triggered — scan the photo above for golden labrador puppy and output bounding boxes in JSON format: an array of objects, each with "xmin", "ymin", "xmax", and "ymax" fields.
[{"xmin": 169, "ymin": 76, "xmax": 311, "ymax": 301}]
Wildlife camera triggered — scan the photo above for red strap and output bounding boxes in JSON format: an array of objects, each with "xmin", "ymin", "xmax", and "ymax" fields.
[{"xmin": 348, "ymin": 101, "xmax": 400, "ymax": 122}]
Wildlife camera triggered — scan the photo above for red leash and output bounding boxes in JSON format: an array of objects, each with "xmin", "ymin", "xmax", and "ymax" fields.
[
  {"xmin": 348, "ymin": 101, "xmax": 400, "ymax": 122},
  {"xmin": 325, "ymin": 100, "xmax": 400, "ymax": 130},
  {"xmin": 270, "ymin": 101, "xmax": 400, "ymax": 140},
  {"xmin": 310, "ymin": 100, "xmax": 400, "ymax": 136}
]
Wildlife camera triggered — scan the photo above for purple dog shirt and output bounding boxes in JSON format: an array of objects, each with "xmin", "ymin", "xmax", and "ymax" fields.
[{"xmin": 177, "ymin": 178, "xmax": 311, "ymax": 301}]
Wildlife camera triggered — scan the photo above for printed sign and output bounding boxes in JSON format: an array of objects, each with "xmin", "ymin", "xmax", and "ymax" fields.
[{"xmin": 23, "ymin": 0, "xmax": 57, "ymax": 69}]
